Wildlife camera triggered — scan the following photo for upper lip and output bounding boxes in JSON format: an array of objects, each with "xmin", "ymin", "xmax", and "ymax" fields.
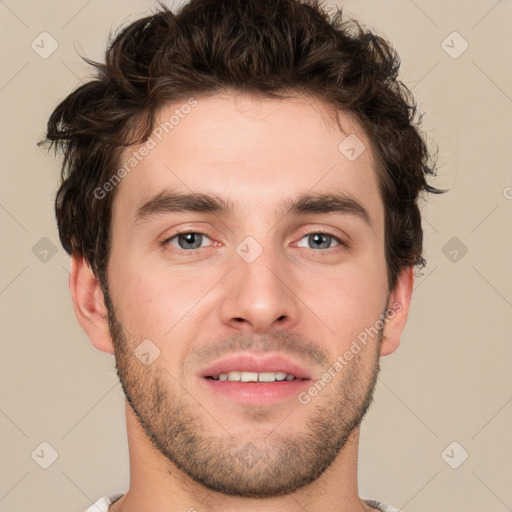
[{"xmin": 199, "ymin": 352, "xmax": 312, "ymax": 380}]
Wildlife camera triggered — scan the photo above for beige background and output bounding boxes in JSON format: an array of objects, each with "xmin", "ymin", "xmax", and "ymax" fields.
[{"xmin": 1, "ymin": 1, "xmax": 511, "ymax": 511}]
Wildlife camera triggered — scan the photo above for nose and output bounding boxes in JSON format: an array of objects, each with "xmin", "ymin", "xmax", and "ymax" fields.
[{"xmin": 219, "ymin": 244, "xmax": 300, "ymax": 334}]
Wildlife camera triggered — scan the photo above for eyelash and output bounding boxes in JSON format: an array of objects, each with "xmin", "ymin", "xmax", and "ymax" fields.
[{"xmin": 161, "ymin": 229, "xmax": 348, "ymax": 254}]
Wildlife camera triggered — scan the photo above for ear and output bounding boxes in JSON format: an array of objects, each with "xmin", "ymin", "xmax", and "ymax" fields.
[
  {"xmin": 380, "ymin": 266, "xmax": 414, "ymax": 356},
  {"xmin": 69, "ymin": 253, "xmax": 115, "ymax": 354}
]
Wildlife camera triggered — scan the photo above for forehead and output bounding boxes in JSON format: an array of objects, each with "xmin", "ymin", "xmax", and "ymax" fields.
[{"xmin": 112, "ymin": 92, "xmax": 383, "ymax": 227}]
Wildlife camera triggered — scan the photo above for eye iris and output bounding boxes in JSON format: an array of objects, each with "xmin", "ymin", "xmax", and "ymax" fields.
[
  {"xmin": 178, "ymin": 233, "xmax": 202, "ymax": 249},
  {"xmin": 309, "ymin": 233, "xmax": 331, "ymax": 249}
]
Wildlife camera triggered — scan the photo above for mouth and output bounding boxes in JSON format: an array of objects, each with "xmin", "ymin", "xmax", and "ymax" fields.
[
  {"xmin": 204, "ymin": 371, "xmax": 307, "ymax": 382},
  {"xmin": 199, "ymin": 353, "xmax": 312, "ymax": 405}
]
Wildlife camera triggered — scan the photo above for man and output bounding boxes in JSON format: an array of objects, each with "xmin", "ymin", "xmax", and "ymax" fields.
[{"xmin": 41, "ymin": 0, "xmax": 442, "ymax": 510}]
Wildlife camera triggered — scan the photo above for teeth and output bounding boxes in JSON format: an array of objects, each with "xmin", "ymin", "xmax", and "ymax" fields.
[
  {"xmin": 259, "ymin": 372, "xmax": 279, "ymax": 382},
  {"xmin": 212, "ymin": 371, "xmax": 298, "ymax": 382},
  {"xmin": 240, "ymin": 371, "xmax": 258, "ymax": 382}
]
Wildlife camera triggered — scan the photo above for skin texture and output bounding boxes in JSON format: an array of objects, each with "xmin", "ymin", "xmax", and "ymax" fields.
[{"xmin": 70, "ymin": 91, "xmax": 413, "ymax": 512}]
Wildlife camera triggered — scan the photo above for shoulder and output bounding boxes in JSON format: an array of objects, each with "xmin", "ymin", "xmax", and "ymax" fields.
[
  {"xmin": 363, "ymin": 498, "xmax": 401, "ymax": 512},
  {"xmin": 84, "ymin": 493, "xmax": 124, "ymax": 512}
]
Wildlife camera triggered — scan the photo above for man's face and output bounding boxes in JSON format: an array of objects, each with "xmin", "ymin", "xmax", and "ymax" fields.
[{"xmin": 105, "ymin": 92, "xmax": 391, "ymax": 497}]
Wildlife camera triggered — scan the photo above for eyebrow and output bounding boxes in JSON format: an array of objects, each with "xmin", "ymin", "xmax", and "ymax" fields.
[{"xmin": 134, "ymin": 190, "xmax": 372, "ymax": 228}]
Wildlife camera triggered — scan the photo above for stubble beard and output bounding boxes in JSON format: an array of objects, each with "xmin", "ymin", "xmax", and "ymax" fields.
[{"xmin": 104, "ymin": 286, "xmax": 382, "ymax": 498}]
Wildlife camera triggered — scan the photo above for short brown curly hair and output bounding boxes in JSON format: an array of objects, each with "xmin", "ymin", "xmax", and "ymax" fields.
[{"xmin": 41, "ymin": 0, "xmax": 443, "ymax": 291}]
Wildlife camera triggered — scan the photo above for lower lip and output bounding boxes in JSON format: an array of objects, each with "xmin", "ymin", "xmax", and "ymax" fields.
[{"xmin": 201, "ymin": 377, "xmax": 311, "ymax": 405}]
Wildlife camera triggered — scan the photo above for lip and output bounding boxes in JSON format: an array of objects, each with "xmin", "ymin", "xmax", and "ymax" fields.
[
  {"xmin": 198, "ymin": 352, "xmax": 312, "ymax": 380},
  {"xmin": 198, "ymin": 352, "xmax": 312, "ymax": 406},
  {"xmin": 201, "ymin": 378, "xmax": 311, "ymax": 405}
]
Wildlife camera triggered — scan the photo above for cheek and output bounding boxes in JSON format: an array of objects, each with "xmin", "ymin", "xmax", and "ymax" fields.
[
  {"xmin": 299, "ymin": 262, "xmax": 387, "ymax": 347},
  {"xmin": 107, "ymin": 253, "xmax": 169, "ymax": 338},
  {"xmin": 110, "ymin": 257, "xmax": 215, "ymax": 346}
]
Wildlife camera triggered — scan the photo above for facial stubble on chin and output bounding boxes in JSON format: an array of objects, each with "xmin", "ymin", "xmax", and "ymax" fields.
[{"xmin": 103, "ymin": 285, "xmax": 383, "ymax": 498}]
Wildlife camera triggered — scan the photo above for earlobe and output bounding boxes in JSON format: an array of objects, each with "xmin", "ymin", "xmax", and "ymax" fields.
[
  {"xmin": 380, "ymin": 266, "xmax": 414, "ymax": 357},
  {"xmin": 69, "ymin": 253, "xmax": 115, "ymax": 354}
]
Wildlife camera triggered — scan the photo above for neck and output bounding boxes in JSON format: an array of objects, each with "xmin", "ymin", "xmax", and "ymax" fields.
[{"xmin": 110, "ymin": 401, "xmax": 376, "ymax": 512}]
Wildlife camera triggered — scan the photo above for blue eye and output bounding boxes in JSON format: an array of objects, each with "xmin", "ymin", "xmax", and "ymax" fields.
[
  {"xmin": 162, "ymin": 230, "xmax": 346, "ymax": 254},
  {"xmin": 164, "ymin": 232, "xmax": 212, "ymax": 251},
  {"xmin": 296, "ymin": 233, "xmax": 343, "ymax": 250}
]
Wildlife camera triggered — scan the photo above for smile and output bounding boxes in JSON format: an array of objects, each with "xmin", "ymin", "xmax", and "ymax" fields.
[{"xmin": 205, "ymin": 371, "xmax": 305, "ymax": 382}]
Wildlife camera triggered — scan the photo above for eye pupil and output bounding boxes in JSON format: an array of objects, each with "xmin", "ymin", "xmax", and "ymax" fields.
[
  {"xmin": 310, "ymin": 233, "xmax": 330, "ymax": 249},
  {"xmin": 179, "ymin": 232, "xmax": 202, "ymax": 249}
]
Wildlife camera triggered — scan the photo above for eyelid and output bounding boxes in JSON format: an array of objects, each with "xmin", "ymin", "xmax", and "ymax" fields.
[{"xmin": 295, "ymin": 223, "xmax": 350, "ymax": 242}]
